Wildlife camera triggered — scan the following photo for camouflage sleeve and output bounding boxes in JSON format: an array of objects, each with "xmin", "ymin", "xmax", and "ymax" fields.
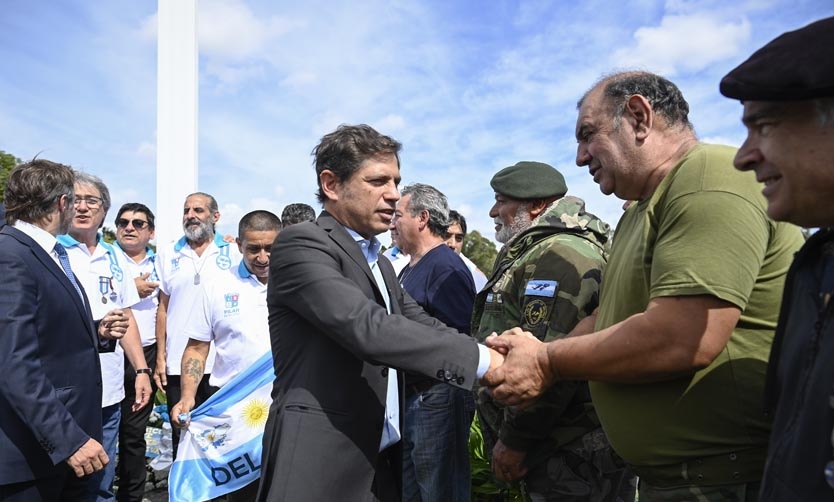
[{"xmin": 498, "ymin": 235, "xmax": 605, "ymax": 452}]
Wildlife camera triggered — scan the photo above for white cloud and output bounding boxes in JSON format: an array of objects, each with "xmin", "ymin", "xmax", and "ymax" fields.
[
  {"xmin": 136, "ymin": 141, "xmax": 155, "ymax": 160},
  {"xmin": 375, "ymin": 114, "xmax": 407, "ymax": 133},
  {"xmin": 700, "ymin": 135, "xmax": 742, "ymax": 148},
  {"xmin": 612, "ymin": 14, "xmax": 752, "ymax": 75},
  {"xmin": 281, "ymin": 71, "xmax": 318, "ymax": 89},
  {"xmin": 138, "ymin": 12, "xmax": 157, "ymax": 42},
  {"xmin": 198, "ymin": 0, "xmax": 295, "ymax": 62},
  {"xmin": 217, "ymin": 202, "xmax": 244, "ymax": 237}
]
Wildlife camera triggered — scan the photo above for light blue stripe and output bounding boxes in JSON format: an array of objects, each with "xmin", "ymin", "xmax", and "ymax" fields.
[
  {"xmin": 191, "ymin": 351, "xmax": 274, "ymax": 421},
  {"xmin": 169, "ymin": 433, "xmax": 264, "ymax": 502}
]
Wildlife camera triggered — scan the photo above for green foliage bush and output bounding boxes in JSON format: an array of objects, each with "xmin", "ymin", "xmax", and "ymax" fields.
[{"xmin": 470, "ymin": 414, "xmax": 526, "ymax": 501}]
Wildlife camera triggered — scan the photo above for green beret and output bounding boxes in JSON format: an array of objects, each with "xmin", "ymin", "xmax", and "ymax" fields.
[{"xmin": 490, "ymin": 161, "xmax": 567, "ymax": 200}]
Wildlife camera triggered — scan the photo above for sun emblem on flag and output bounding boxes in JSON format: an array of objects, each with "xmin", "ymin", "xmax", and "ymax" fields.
[{"xmin": 241, "ymin": 398, "xmax": 269, "ymax": 428}]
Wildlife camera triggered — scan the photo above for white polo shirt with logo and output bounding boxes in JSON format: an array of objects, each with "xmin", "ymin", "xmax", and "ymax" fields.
[
  {"xmin": 182, "ymin": 260, "xmax": 270, "ymax": 387},
  {"xmin": 57, "ymin": 234, "xmax": 141, "ymax": 407},
  {"xmin": 156, "ymin": 234, "xmax": 240, "ymax": 376}
]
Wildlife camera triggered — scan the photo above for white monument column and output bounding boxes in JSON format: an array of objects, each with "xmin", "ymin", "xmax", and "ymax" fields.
[{"xmin": 156, "ymin": 0, "xmax": 198, "ymax": 245}]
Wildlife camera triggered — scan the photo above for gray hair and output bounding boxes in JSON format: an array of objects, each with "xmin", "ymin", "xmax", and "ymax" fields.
[
  {"xmin": 401, "ymin": 183, "xmax": 450, "ymax": 237},
  {"xmin": 187, "ymin": 192, "xmax": 219, "ymax": 213},
  {"xmin": 579, "ymin": 71, "xmax": 694, "ymax": 132},
  {"xmin": 75, "ymin": 171, "xmax": 111, "ymax": 214}
]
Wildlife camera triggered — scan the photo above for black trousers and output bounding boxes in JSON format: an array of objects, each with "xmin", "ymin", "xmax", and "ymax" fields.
[
  {"xmin": 116, "ymin": 343, "xmax": 157, "ymax": 502},
  {"xmin": 165, "ymin": 373, "xmax": 216, "ymax": 460}
]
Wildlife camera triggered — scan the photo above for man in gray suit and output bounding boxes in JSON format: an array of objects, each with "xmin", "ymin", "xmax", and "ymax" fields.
[{"xmin": 257, "ymin": 124, "xmax": 504, "ymax": 502}]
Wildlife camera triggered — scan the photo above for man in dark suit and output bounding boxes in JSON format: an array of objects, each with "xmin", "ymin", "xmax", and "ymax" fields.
[
  {"xmin": 257, "ymin": 124, "xmax": 504, "ymax": 502},
  {"xmin": 0, "ymin": 159, "xmax": 129, "ymax": 501}
]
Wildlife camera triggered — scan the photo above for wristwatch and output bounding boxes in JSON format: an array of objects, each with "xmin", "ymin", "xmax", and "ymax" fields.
[{"xmin": 135, "ymin": 368, "xmax": 152, "ymax": 376}]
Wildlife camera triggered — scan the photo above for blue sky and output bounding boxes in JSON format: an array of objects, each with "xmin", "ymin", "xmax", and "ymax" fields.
[{"xmin": 1, "ymin": 0, "xmax": 831, "ymax": 243}]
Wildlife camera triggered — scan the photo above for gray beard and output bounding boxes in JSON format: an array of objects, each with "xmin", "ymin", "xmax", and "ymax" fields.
[
  {"xmin": 495, "ymin": 210, "xmax": 531, "ymax": 244},
  {"xmin": 183, "ymin": 219, "xmax": 214, "ymax": 242}
]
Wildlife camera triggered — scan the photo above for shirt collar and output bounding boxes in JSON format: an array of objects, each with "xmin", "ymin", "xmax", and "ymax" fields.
[
  {"xmin": 13, "ymin": 220, "xmax": 57, "ymax": 255},
  {"xmin": 344, "ymin": 227, "xmax": 381, "ymax": 265},
  {"xmin": 174, "ymin": 232, "xmax": 228, "ymax": 252},
  {"xmin": 57, "ymin": 232, "xmax": 105, "ymax": 249},
  {"xmin": 113, "ymin": 241, "xmax": 156, "ymax": 259},
  {"xmin": 237, "ymin": 259, "xmax": 253, "ymax": 279}
]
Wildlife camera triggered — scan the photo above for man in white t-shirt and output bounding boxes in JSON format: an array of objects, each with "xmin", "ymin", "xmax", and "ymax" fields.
[
  {"xmin": 154, "ymin": 192, "xmax": 241, "ymax": 458},
  {"xmin": 171, "ymin": 210, "xmax": 280, "ymax": 501},
  {"xmin": 58, "ymin": 173, "xmax": 151, "ymax": 501}
]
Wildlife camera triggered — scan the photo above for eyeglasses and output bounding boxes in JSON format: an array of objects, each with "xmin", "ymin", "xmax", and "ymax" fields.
[
  {"xmin": 115, "ymin": 218, "xmax": 150, "ymax": 230},
  {"xmin": 74, "ymin": 195, "xmax": 103, "ymax": 208}
]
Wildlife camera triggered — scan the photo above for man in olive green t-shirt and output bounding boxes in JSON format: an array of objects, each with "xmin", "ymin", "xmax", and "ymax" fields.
[{"xmin": 483, "ymin": 71, "xmax": 804, "ymax": 501}]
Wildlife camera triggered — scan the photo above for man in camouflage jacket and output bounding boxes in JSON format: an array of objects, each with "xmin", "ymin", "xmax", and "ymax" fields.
[{"xmin": 473, "ymin": 161, "xmax": 634, "ymax": 501}]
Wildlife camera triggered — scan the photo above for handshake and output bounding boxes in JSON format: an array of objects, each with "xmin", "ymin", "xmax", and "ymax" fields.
[{"xmin": 479, "ymin": 327, "xmax": 558, "ymax": 409}]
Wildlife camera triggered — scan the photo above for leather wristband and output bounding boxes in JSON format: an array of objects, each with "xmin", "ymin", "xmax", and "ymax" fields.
[{"xmin": 135, "ymin": 368, "xmax": 152, "ymax": 376}]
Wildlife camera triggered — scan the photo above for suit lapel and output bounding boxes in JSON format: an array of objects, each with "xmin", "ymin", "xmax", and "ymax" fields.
[
  {"xmin": 318, "ymin": 213, "xmax": 380, "ymax": 282},
  {"xmin": 1, "ymin": 226, "xmax": 95, "ymax": 340}
]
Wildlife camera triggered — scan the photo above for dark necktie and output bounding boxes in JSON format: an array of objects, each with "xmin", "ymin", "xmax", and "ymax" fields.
[{"xmin": 53, "ymin": 242, "xmax": 84, "ymax": 301}]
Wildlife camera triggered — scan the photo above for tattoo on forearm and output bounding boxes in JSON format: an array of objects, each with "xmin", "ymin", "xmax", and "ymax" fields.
[{"xmin": 184, "ymin": 358, "xmax": 203, "ymax": 385}]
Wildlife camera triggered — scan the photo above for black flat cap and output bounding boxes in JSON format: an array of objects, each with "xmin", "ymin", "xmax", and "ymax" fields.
[
  {"xmin": 490, "ymin": 161, "xmax": 567, "ymax": 200},
  {"xmin": 720, "ymin": 16, "xmax": 834, "ymax": 101}
]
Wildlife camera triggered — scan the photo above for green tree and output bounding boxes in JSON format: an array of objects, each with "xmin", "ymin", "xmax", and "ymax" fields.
[
  {"xmin": 463, "ymin": 230, "xmax": 498, "ymax": 275},
  {"xmin": 0, "ymin": 150, "xmax": 22, "ymax": 202},
  {"xmin": 101, "ymin": 226, "xmax": 117, "ymax": 244}
]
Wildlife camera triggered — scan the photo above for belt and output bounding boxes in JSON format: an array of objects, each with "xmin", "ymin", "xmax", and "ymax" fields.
[
  {"xmin": 630, "ymin": 446, "xmax": 768, "ymax": 488},
  {"xmin": 405, "ymin": 380, "xmax": 438, "ymax": 398}
]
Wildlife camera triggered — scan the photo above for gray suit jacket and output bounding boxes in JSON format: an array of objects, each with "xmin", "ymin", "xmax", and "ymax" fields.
[{"xmin": 257, "ymin": 212, "xmax": 480, "ymax": 502}]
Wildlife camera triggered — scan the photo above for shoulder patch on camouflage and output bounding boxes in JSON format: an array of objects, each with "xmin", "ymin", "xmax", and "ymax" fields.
[
  {"xmin": 525, "ymin": 279, "xmax": 558, "ymax": 297},
  {"xmin": 524, "ymin": 299, "xmax": 548, "ymax": 327}
]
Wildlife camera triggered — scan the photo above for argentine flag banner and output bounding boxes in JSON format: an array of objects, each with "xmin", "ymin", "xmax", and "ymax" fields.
[{"xmin": 169, "ymin": 351, "xmax": 275, "ymax": 502}]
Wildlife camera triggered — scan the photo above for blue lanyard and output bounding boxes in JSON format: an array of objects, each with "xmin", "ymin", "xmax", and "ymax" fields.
[{"xmin": 98, "ymin": 241, "xmax": 124, "ymax": 281}]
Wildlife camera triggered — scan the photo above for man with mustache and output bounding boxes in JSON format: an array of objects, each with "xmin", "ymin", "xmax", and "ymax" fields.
[
  {"xmin": 475, "ymin": 161, "xmax": 631, "ymax": 501},
  {"xmin": 112, "ymin": 202, "xmax": 160, "ymax": 502},
  {"xmin": 154, "ymin": 192, "xmax": 241, "ymax": 459},
  {"xmin": 484, "ymin": 72, "xmax": 804, "ymax": 500}
]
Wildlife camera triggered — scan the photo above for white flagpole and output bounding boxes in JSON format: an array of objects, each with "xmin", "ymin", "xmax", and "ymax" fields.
[{"xmin": 156, "ymin": 0, "xmax": 198, "ymax": 246}]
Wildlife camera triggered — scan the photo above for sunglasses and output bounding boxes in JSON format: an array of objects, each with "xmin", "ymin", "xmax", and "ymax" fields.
[{"xmin": 115, "ymin": 218, "xmax": 150, "ymax": 230}]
